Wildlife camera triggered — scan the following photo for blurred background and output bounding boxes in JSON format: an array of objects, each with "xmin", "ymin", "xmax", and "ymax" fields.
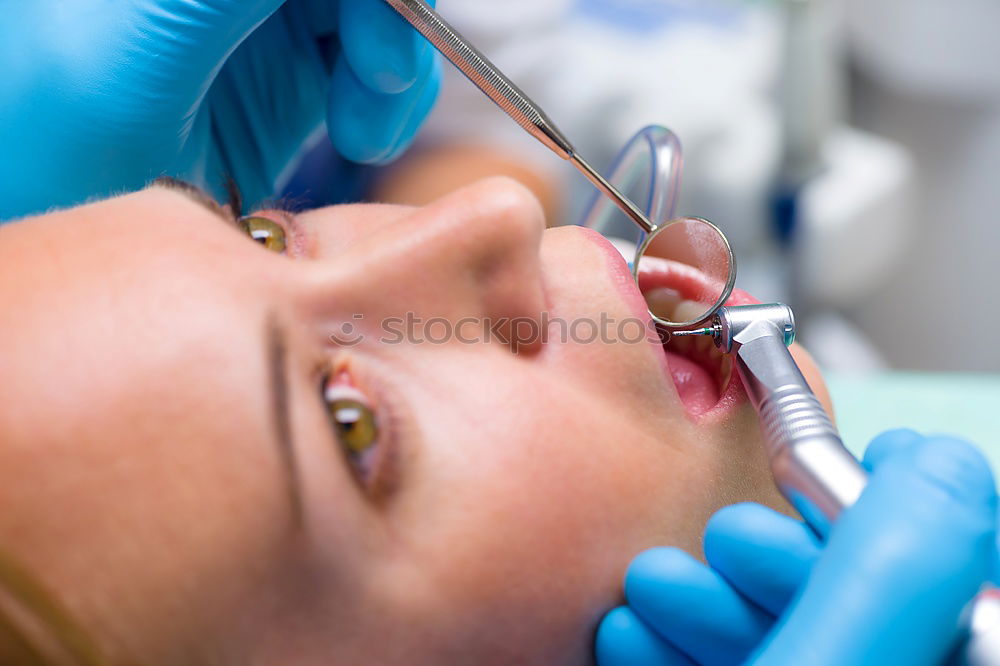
[{"xmin": 287, "ymin": 0, "xmax": 1000, "ymax": 374}]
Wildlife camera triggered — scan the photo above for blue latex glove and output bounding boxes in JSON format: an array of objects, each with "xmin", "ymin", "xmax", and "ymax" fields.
[
  {"xmin": 596, "ymin": 430, "xmax": 998, "ymax": 666},
  {"xmin": 1, "ymin": 0, "xmax": 440, "ymax": 220}
]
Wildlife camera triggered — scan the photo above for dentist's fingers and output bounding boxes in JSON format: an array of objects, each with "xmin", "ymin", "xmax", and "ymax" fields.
[
  {"xmin": 704, "ymin": 503, "xmax": 820, "ymax": 617},
  {"xmin": 702, "ymin": 431, "xmax": 928, "ymax": 618},
  {"xmin": 861, "ymin": 428, "xmax": 924, "ymax": 471},
  {"xmin": 369, "ymin": 56, "xmax": 442, "ymax": 164},
  {"xmin": 752, "ymin": 436, "xmax": 997, "ymax": 666},
  {"xmin": 596, "ymin": 607, "xmax": 696, "ymax": 666},
  {"xmin": 340, "ymin": 0, "xmax": 438, "ymax": 95},
  {"xmin": 623, "ymin": 548, "xmax": 773, "ymax": 665},
  {"xmin": 328, "ymin": 53, "xmax": 440, "ymax": 164}
]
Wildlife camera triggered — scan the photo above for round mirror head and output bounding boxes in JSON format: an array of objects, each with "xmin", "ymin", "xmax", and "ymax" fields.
[{"xmin": 633, "ymin": 217, "xmax": 736, "ymax": 327}]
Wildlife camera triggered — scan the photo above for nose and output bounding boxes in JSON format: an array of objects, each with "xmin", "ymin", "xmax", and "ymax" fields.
[{"xmin": 299, "ymin": 177, "xmax": 547, "ymax": 342}]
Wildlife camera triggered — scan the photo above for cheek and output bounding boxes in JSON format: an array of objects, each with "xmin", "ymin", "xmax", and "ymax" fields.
[
  {"xmin": 0, "ymin": 399, "xmax": 291, "ymax": 665},
  {"xmin": 364, "ymin": 392, "xmax": 696, "ymax": 663},
  {"xmin": 332, "ymin": 346, "xmax": 787, "ymax": 663}
]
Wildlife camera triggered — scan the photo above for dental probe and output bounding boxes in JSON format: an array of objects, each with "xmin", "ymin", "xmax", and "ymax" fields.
[
  {"xmin": 677, "ymin": 304, "xmax": 1000, "ymax": 665},
  {"xmin": 382, "ymin": 0, "xmax": 657, "ymax": 235}
]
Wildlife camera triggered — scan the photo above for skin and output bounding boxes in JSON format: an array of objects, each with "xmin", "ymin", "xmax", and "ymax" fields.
[{"xmin": 0, "ymin": 177, "xmax": 828, "ymax": 666}]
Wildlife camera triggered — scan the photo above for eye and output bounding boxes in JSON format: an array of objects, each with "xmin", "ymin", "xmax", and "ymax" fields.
[
  {"xmin": 324, "ymin": 381, "xmax": 379, "ymax": 478},
  {"xmin": 330, "ymin": 400, "xmax": 378, "ymax": 455},
  {"xmin": 239, "ymin": 216, "xmax": 287, "ymax": 253}
]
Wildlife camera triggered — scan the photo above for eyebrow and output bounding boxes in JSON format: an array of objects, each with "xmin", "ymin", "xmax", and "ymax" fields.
[
  {"xmin": 156, "ymin": 178, "xmax": 303, "ymax": 521},
  {"xmin": 152, "ymin": 176, "xmax": 239, "ymax": 226},
  {"xmin": 267, "ymin": 315, "xmax": 304, "ymax": 527}
]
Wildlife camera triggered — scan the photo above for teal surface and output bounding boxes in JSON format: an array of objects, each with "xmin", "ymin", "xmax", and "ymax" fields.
[{"xmin": 828, "ymin": 373, "xmax": 1000, "ymax": 471}]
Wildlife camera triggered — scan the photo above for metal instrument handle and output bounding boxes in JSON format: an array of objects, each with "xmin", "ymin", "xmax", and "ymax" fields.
[
  {"xmin": 736, "ymin": 330, "xmax": 866, "ymax": 529},
  {"xmin": 382, "ymin": 0, "xmax": 657, "ymax": 233},
  {"xmin": 383, "ymin": 0, "xmax": 573, "ymax": 157},
  {"xmin": 736, "ymin": 331, "xmax": 999, "ymax": 665}
]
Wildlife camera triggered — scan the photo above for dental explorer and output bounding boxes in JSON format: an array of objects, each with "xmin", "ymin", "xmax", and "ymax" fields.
[
  {"xmin": 381, "ymin": 0, "xmax": 657, "ymax": 235},
  {"xmin": 675, "ymin": 305, "xmax": 1000, "ymax": 665}
]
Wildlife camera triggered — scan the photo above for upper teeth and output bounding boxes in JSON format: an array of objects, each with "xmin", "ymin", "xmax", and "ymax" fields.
[
  {"xmin": 672, "ymin": 299, "xmax": 712, "ymax": 324},
  {"xmin": 643, "ymin": 288, "xmax": 710, "ymax": 325},
  {"xmin": 644, "ymin": 287, "xmax": 681, "ymax": 320}
]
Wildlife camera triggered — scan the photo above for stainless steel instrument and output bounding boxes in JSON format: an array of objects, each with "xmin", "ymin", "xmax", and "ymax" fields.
[
  {"xmin": 678, "ymin": 304, "xmax": 999, "ymax": 664},
  {"xmin": 382, "ymin": 0, "xmax": 657, "ymax": 235}
]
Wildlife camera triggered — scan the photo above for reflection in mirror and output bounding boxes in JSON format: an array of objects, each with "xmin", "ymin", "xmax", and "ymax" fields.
[{"xmin": 635, "ymin": 218, "xmax": 735, "ymax": 326}]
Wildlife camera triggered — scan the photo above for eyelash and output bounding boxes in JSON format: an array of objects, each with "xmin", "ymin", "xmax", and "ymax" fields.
[
  {"xmin": 223, "ymin": 178, "xmax": 300, "ymax": 221},
  {"xmin": 227, "ymin": 179, "xmax": 305, "ymax": 256}
]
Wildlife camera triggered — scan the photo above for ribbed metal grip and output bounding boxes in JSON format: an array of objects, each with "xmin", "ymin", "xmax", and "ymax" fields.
[
  {"xmin": 731, "ymin": 322, "xmax": 867, "ymax": 527},
  {"xmin": 757, "ymin": 384, "xmax": 867, "ymax": 527},
  {"xmin": 732, "ymin": 309, "xmax": 1000, "ymax": 665},
  {"xmin": 759, "ymin": 385, "xmax": 839, "ymax": 447},
  {"xmin": 384, "ymin": 0, "xmax": 574, "ymax": 157}
]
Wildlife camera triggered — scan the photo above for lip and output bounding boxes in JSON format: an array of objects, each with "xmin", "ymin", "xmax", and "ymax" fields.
[
  {"xmin": 581, "ymin": 227, "xmax": 756, "ymax": 421},
  {"xmin": 683, "ymin": 286, "xmax": 757, "ymax": 420}
]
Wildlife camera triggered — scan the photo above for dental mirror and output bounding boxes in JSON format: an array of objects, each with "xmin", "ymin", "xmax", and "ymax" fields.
[
  {"xmin": 581, "ymin": 126, "xmax": 737, "ymax": 329},
  {"xmin": 634, "ymin": 217, "xmax": 736, "ymax": 327}
]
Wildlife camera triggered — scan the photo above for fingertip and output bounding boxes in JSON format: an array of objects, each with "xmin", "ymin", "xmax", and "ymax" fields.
[
  {"xmin": 863, "ymin": 428, "xmax": 924, "ymax": 470},
  {"xmin": 704, "ymin": 504, "xmax": 818, "ymax": 616},
  {"xmin": 624, "ymin": 548, "xmax": 699, "ymax": 600},
  {"xmin": 704, "ymin": 504, "xmax": 767, "ymax": 562},
  {"xmin": 705, "ymin": 503, "xmax": 818, "ymax": 562},
  {"xmin": 907, "ymin": 436, "xmax": 997, "ymax": 509},
  {"xmin": 595, "ymin": 607, "xmax": 695, "ymax": 666},
  {"xmin": 622, "ymin": 545, "xmax": 775, "ymax": 662},
  {"xmin": 365, "ymin": 56, "xmax": 441, "ymax": 166},
  {"xmin": 328, "ymin": 51, "xmax": 439, "ymax": 164},
  {"xmin": 340, "ymin": 0, "xmax": 436, "ymax": 94},
  {"xmin": 705, "ymin": 503, "xmax": 780, "ymax": 544}
]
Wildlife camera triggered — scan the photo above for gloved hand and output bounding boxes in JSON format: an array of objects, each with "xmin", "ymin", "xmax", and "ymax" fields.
[
  {"xmin": 1, "ymin": 0, "xmax": 440, "ymax": 220},
  {"xmin": 596, "ymin": 430, "xmax": 998, "ymax": 666}
]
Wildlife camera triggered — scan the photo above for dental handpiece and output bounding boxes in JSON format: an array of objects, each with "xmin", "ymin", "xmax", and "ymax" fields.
[
  {"xmin": 677, "ymin": 304, "xmax": 1000, "ymax": 664},
  {"xmin": 382, "ymin": 0, "xmax": 656, "ymax": 235},
  {"xmin": 678, "ymin": 304, "xmax": 866, "ymax": 530}
]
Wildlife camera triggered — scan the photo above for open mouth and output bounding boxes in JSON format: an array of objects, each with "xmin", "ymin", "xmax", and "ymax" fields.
[{"xmin": 637, "ymin": 258, "xmax": 752, "ymax": 417}]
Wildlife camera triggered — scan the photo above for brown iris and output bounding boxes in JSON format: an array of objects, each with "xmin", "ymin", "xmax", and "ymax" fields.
[
  {"xmin": 328, "ymin": 399, "xmax": 378, "ymax": 457},
  {"xmin": 239, "ymin": 216, "xmax": 287, "ymax": 253}
]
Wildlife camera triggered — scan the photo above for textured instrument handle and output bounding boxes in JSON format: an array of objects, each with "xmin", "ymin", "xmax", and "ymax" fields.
[
  {"xmin": 383, "ymin": 0, "xmax": 574, "ymax": 157},
  {"xmin": 737, "ymin": 330, "xmax": 1000, "ymax": 665},
  {"xmin": 758, "ymin": 383, "xmax": 867, "ymax": 525}
]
